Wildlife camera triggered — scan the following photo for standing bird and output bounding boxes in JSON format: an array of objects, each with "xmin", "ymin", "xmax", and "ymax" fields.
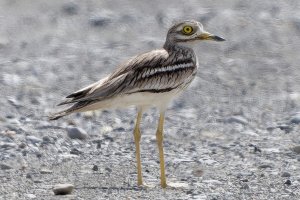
[{"xmin": 50, "ymin": 20, "xmax": 225, "ymax": 188}]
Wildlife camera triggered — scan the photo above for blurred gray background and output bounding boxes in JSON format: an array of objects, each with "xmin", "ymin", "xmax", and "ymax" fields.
[{"xmin": 0, "ymin": 0, "xmax": 300, "ymax": 199}]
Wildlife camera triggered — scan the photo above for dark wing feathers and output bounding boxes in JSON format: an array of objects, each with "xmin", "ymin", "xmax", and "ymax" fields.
[
  {"xmin": 56, "ymin": 49, "xmax": 170, "ymax": 106},
  {"xmin": 108, "ymin": 50, "xmax": 169, "ymax": 79}
]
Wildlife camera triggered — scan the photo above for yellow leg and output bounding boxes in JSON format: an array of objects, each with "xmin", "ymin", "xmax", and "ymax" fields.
[
  {"xmin": 133, "ymin": 109, "xmax": 143, "ymax": 186},
  {"xmin": 156, "ymin": 112, "xmax": 167, "ymax": 188}
]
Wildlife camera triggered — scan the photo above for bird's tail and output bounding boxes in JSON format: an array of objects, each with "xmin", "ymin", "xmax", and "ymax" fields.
[{"xmin": 49, "ymin": 100, "xmax": 93, "ymax": 120}]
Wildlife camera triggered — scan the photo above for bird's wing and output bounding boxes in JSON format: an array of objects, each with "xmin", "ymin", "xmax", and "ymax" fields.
[{"xmin": 58, "ymin": 49, "xmax": 196, "ymax": 105}]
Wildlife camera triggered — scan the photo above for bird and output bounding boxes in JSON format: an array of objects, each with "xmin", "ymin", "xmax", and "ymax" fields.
[{"xmin": 49, "ymin": 20, "xmax": 225, "ymax": 188}]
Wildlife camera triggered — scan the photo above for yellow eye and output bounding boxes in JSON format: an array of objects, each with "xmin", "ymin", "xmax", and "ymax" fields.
[{"xmin": 182, "ymin": 26, "xmax": 193, "ymax": 35}]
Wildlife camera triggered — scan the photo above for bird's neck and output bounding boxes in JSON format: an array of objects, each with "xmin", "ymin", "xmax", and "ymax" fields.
[
  {"xmin": 163, "ymin": 43, "xmax": 196, "ymax": 61},
  {"xmin": 163, "ymin": 42, "xmax": 194, "ymax": 54}
]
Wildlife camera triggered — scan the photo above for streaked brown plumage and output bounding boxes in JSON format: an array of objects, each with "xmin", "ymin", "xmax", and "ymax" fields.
[{"xmin": 50, "ymin": 20, "xmax": 224, "ymax": 188}]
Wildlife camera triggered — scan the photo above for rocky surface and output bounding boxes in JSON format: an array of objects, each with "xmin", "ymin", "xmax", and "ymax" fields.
[{"xmin": 0, "ymin": 0, "xmax": 300, "ymax": 199}]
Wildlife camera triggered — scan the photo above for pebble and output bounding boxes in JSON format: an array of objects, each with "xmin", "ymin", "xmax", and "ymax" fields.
[
  {"xmin": 242, "ymin": 130, "xmax": 259, "ymax": 137},
  {"xmin": 101, "ymin": 126, "xmax": 113, "ymax": 135},
  {"xmin": 192, "ymin": 169, "xmax": 204, "ymax": 177},
  {"xmin": 40, "ymin": 168, "xmax": 53, "ymax": 174},
  {"xmin": 202, "ymin": 180, "xmax": 222, "ymax": 185},
  {"xmin": 7, "ymin": 97, "xmax": 22, "ymax": 108},
  {"xmin": 284, "ymin": 180, "xmax": 292, "ymax": 186},
  {"xmin": 0, "ymin": 142, "xmax": 17, "ymax": 149},
  {"xmin": 89, "ymin": 15, "xmax": 111, "ymax": 27},
  {"xmin": 66, "ymin": 127, "xmax": 88, "ymax": 140},
  {"xmin": 281, "ymin": 172, "xmax": 291, "ymax": 177},
  {"xmin": 258, "ymin": 164, "xmax": 273, "ymax": 169},
  {"xmin": 226, "ymin": 115, "xmax": 248, "ymax": 125},
  {"xmin": 19, "ymin": 142, "xmax": 26, "ymax": 149},
  {"xmin": 291, "ymin": 146, "xmax": 300, "ymax": 154},
  {"xmin": 59, "ymin": 154, "xmax": 79, "ymax": 162},
  {"xmin": 241, "ymin": 184, "xmax": 250, "ymax": 189},
  {"xmin": 290, "ymin": 114, "xmax": 300, "ymax": 124},
  {"xmin": 26, "ymin": 136, "xmax": 43, "ymax": 144},
  {"xmin": 2, "ymin": 73, "xmax": 21, "ymax": 86},
  {"xmin": 26, "ymin": 173, "xmax": 32, "ymax": 179},
  {"xmin": 70, "ymin": 148, "xmax": 82, "ymax": 155},
  {"xmin": 62, "ymin": 2, "xmax": 79, "ymax": 15},
  {"xmin": 42, "ymin": 136, "xmax": 51, "ymax": 143},
  {"xmin": 276, "ymin": 124, "xmax": 292, "ymax": 133},
  {"xmin": 0, "ymin": 130, "xmax": 16, "ymax": 139},
  {"xmin": 92, "ymin": 165, "xmax": 98, "ymax": 171},
  {"xmin": 292, "ymin": 17, "xmax": 300, "ymax": 32},
  {"xmin": 0, "ymin": 163, "xmax": 13, "ymax": 170},
  {"xmin": 103, "ymin": 134, "xmax": 114, "ymax": 142},
  {"xmin": 235, "ymin": 172, "xmax": 254, "ymax": 178},
  {"xmin": 24, "ymin": 194, "xmax": 36, "ymax": 199},
  {"xmin": 105, "ymin": 167, "xmax": 112, "ymax": 173},
  {"xmin": 53, "ymin": 183, "xmax": 74, "ymax": 195}
]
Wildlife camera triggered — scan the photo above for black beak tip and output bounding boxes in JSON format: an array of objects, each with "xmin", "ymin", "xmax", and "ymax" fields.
[{"xmin": 214, "ymin": 35, "xmax": 226, "ymax": 41}]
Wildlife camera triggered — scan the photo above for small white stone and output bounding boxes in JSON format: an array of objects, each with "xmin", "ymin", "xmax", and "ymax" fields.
[
  {"xmin": 101, "ymin": 126, "xmax": 113, "ymax": 134},
  {"xmin": 40, "ymin": 168, "xmax": 53, "ymax": 174},
  {"xmin": 168, "ymin": 182, "xmax": 189, "ymax": 188},
  {"xmin": 24, "ymin": 194, "xmax": 36, "ymax": 199}
]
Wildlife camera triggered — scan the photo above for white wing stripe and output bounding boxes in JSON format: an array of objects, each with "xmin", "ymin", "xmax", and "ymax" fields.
[{"xmin": 142, "ymin": 62, "xmax": 194, "ymax": 78}]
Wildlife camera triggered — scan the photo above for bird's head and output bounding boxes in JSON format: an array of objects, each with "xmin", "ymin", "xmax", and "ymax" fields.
[{"xmin": 165, "ymin": 20, "xmax": 225, "ymax": 48}]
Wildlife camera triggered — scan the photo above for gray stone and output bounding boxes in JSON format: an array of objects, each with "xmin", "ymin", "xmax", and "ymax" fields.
[
  {"xmin": 92, "ymin": 165, "xmax": 98, "ymax": 171},
  {"xmin": 258, "ymin": 164, "xmax": 273, "ymax": 169},
  {"xmin": 42, "ymin": 136, "xmax": 51, "ymax": 143},
  {"xmin": 292, "ymin": 17, "xmax": 300, "ymax": 32},
  {"xmin": 66, "ymin": 127, "xmax": 88, "ymax": 140},
  {"xmin": 226, "ymin": 115, "xmax": 248, "ymax": 125},
  {"xmin": 26, "ymin": 173, "xmax": 32, "ymax": 179},
  {"xmin": 291, "ymin": 146, "xmax": 300, "ymax": 154},
  {"xmin": 7, "ymin": 97, "xmax": 22, "ymax": 108},
  {"xmin": 276, "ymin": 124, "xmax": 292, "ymax": 133},
  {"xmin": 62, "ymin": 2, "xmax": 79, "ymax": 15},
  {"xmin": 281, "ymin": 172, "xmax": 291, "ymax": 177},
  {"xmin": 89, "ymin": 15, "xmax": 111, "ymax": 27},
  {"xmin": 0, "ymin": 163, "xmax": 13, "ymax": 170},
  {"xmin": 53, "ymin": 183, "xmax": 74, "ymax": 195},
  {"xmin": 0, "ymin": 142, "xmax": 17, "ymax": 149},
  {"xmin": 26, "ymin": 135, "xmax": 43, "ymax": 144},
  {"xmin": 19, "ymin": 142, "xmax": 26, "ymax": 149},
  {"xmin": 70, "ymin": 148, "xmax": 82, "ymax": 155},
  {"xmin": 284, "ymin": 180, "xmax": 292, "ymax": 186},
  {"xmin": 290, "ymin": 114, "xmax": 300, "ymax": 124},
  {"xmin": 241, "ymin": 184, "xmax": 250, "ymax": 189},
  {"xmin": 59, "ymin": 154, "xmax": 79, "ymax": 162}
]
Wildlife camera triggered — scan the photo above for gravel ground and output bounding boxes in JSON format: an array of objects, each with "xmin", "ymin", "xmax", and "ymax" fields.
[{"xmin": 1, "ymin": 0, "xmax": 300, "ymax": 199}]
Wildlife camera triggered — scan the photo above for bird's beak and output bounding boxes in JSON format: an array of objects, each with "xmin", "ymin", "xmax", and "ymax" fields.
[{"xmin": 197, "ymin": 32, "xmax": 225, "ymax": 41}]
